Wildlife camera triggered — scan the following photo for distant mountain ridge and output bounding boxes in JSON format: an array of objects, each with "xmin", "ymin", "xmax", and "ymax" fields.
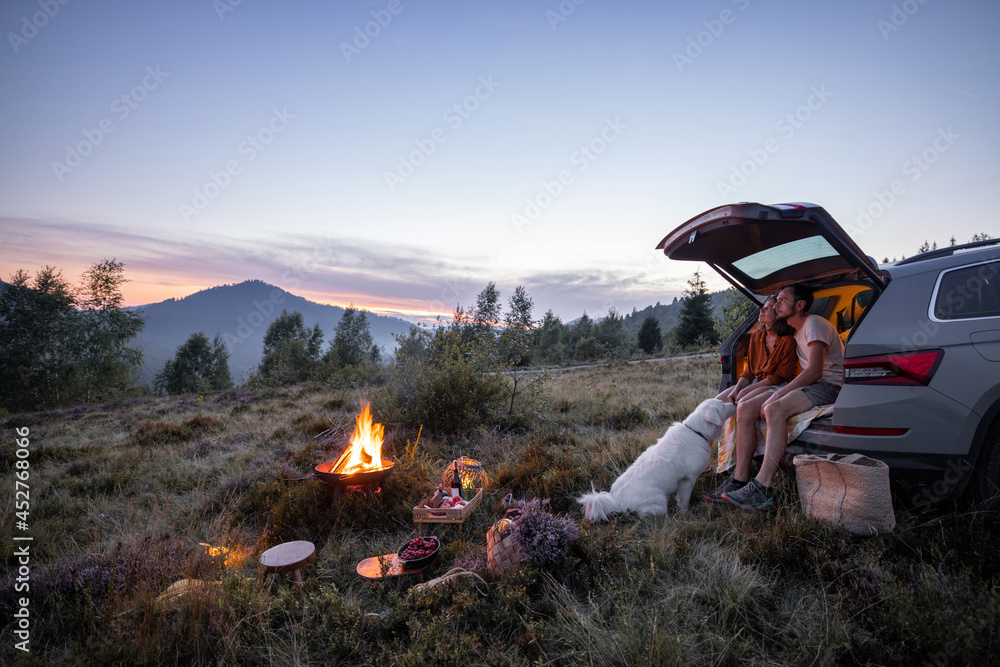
[
  {"xmin": 621, "ymin": 291, "xmax": 729, "ymax": 335},
  {"xmin": 549, "ymin": 290, "xmax": 731, "ymax": 332},
  {"xmin": 131, "ymin": 280, "xmax": 413, "ymax": 384}
]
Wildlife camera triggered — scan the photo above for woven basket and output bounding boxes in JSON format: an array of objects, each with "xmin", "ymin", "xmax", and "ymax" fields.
[
  {"xmin": 793, "ymin": 453, "xmax": 896, "ymax": 536},
  {"xmin": 486, "ymin": 509, "xmax": 525, "ymax": 578}
]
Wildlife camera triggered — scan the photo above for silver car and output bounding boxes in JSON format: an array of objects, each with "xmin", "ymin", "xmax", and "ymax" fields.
[{"xmin": 657, "ymin": 202, "xmax": 1000, "ymax": 508}]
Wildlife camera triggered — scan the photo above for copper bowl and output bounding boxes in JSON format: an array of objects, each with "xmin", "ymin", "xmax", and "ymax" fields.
[{"xmin": 313, "ymin": 460, "xmax": 395, "ymax": 487}]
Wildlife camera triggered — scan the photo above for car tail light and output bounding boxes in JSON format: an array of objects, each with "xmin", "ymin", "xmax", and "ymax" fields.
[{"xmin": 844, "ymin": 349, "xmax": 944, "ymax": 386}]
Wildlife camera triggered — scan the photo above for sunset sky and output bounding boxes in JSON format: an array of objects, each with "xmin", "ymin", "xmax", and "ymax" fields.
[{"xmin": 2, "ymin": 0, "xmax": 997, "ymax": 323}]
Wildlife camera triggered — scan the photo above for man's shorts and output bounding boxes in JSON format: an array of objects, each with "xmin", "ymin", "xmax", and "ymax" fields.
[{"xmin": 800, "ymin": 380, "xmax": 841, "ymax": 407}]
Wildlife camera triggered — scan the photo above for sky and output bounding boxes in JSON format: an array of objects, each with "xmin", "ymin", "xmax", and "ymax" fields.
[{"xmin": 1, "ymin": 0, "xmax": 998, "ymax": 323}]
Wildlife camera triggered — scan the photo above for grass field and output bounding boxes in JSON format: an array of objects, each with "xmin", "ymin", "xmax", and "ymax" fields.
[{"xmin": 2, "ymin": 357, "xmax": 998, "ymax": 665}]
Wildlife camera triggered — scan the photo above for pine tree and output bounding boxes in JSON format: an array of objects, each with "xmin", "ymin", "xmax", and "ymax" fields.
[
  {"xmin": 637, "ymin": 315, "xmax": 663, "ymax": 354},
  {"xmin": 595, "ymin": 307, "xmax": 630, "ymax": 358},
  {"xmin": 531, "ymin": 310, "xmax": 566, "ymax": 363},
  {"xmin": 674, "ymin": 270, "xmax": 718, "ymax": 347}
]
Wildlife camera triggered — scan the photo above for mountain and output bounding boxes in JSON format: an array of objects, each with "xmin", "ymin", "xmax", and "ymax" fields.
[
  {"xmin": 131, "ymin": 280, "xmax": 414, "ymax": 385},
  {"xmin": 621, "ymin": 290, "xmax": 730, "ymax": 336}
]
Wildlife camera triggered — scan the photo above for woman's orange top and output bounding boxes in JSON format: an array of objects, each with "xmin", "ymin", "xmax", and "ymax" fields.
[{"xmin": 739, "ymin": 328, "xmax": 797, "ymax": 386}]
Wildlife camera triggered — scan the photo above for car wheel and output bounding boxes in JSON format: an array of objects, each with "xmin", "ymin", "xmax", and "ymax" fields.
[{"xmin": 973, "ymin": 419, "xmax": 1000, "ymax": 511}]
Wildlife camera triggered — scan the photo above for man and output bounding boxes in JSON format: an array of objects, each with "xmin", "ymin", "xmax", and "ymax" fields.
[{"xmin": 707, "ymin": 283, "xmax": 844, "ymax": 511}]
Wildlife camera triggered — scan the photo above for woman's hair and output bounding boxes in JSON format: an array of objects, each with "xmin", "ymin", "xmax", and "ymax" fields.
[
  {"xmin": 771, "ymin": 317, "xmax": 794, "ymax": 337},
  {"xmin": 757, "ymin": 295, "xmax": 794, "ymax": 336}
]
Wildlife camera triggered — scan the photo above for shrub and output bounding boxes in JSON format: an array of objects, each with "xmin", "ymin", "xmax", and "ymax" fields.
[
  {"xmin": 512, "ymin": 498, "xmax": 580, "ymax": 567},
  {"xmin": 375, "ymin": 327, "xmax": 508, "ymax": 435}
]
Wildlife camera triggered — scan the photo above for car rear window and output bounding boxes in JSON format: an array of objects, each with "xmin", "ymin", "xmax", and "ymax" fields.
[
  {"xmin": 932, "ymin": 260, "xmax": 1000, "ymax": 320},
  {"xmin": 732, "ymin": 237, "xmax": 840, "ymax": 279}
]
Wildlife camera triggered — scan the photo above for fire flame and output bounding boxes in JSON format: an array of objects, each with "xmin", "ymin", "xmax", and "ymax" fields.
[
  {"xmin": 333, "ymin": 403, "xmax": 385, "ymax": 475},
  {"xmin": 199, "ymin": 542, "xmax": 249, "ymax": 569},
  {"xmin": 199, "ymin": 543, "xmax": 229, "ymax": 558}
]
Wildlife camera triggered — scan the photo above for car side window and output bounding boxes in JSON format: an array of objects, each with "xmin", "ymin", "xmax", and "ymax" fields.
[{"xmin": 933, "ymin": 260, "xmax": 1000, "ymax": 320}]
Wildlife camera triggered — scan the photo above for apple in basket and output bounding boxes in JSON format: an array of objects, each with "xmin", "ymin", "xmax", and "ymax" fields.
[{"xmin": 397, "ymin": 536, "xmax": 440, "ymax": 568}]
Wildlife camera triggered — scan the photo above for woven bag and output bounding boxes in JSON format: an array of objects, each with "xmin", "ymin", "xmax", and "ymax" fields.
[
  {"xmin": 486, "ymin": 509, "xmax": 525, "ymax": 578},
  {"xmin": 793, "ymin": 453, "xmax": 896, "ymax": 536}
]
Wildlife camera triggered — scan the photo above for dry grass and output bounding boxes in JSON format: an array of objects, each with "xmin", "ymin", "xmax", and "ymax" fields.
[{"xmin": 2, "ymin": 357, "xmax": 998, "ymax": 665}]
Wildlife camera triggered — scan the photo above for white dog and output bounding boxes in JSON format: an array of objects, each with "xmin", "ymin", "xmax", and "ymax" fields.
[{"xmin": 577, "ymin": 398, "xmax": 736, "ymax": 521}]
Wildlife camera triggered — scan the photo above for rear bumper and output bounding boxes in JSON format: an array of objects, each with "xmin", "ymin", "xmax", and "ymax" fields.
[{"xmin": 786, "ymin": 412, "xmax": 978, "ymax": 501}]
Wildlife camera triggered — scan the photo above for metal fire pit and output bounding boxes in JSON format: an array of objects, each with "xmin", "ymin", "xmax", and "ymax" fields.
[{"xmin": 314, "ymin": 460, "xmax": 395, "ymax": 503}]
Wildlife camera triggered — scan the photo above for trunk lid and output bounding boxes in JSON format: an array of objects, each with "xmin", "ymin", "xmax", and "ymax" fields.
[{"xmin": 656, "ymin": 202, "xmax": 887, "ymax": 299}]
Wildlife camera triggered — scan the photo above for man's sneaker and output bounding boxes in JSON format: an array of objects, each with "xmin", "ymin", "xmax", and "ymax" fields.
[
  {"xmin": 704, "ymin": 475, "xmax": 747, "ymax": 504},
  {"xmin": 722, "ymin": 478, "xmax": 776, "ymax": 511}
]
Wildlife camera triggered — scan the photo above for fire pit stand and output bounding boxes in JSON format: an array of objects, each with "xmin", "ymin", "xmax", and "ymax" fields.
[{"xmin": 314, "ymin": 460, "xmax": 395, "ymax": 503}]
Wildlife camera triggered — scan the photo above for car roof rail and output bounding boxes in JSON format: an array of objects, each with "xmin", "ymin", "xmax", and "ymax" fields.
[{"xmin": 894, "ymin": 237, "xmax": 1000, "ymax": 265}]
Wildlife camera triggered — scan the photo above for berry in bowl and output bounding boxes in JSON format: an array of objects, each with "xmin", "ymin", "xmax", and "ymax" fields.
[{"xmin": 397, "ymin": 536, "xmax": 440, "ymax": 569}]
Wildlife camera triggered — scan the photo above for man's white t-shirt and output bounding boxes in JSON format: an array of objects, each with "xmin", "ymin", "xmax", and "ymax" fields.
[{"xmin": 794, "ymin": 315, "xmax": 844, "ymax": 387}]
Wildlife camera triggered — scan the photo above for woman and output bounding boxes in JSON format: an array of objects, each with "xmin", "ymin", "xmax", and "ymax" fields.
[{"xmin": 716, "ymin": 296, "xmax": 797, "ymax": 404}]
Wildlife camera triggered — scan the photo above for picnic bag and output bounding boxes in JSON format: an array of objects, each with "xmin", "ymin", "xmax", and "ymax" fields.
[
  {"xmin": 793, "ymin": 453, "xmax": 896, "ymax": 535},
  {"xmin": 486, "ymin": 509, "xmax": 526, "ymax": 578}
]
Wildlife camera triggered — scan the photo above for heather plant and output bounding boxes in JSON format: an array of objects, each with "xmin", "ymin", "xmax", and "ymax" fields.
[{"xmin": 511, "ymin": 498, "xmax": 580, "ymax": 567}]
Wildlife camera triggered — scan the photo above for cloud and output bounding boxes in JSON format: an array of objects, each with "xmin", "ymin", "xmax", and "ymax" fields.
[{"xmin": 0, "ymin": 217, "xmax": 698, "ymax": 320}]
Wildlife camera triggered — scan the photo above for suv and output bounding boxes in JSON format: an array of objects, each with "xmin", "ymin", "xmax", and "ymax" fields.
[{"xmin": 657, "ymin": 202, "xmax": 1000, "ymax": 507}]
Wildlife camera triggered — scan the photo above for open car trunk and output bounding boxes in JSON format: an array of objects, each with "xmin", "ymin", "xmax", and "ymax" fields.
[
  {"xmin": 657, "ymin": 202, "xmax": 886, "ymax": 300},
  {"xmin": 657, "ymin": 202, "xmax": 887, "ymax": 389}
]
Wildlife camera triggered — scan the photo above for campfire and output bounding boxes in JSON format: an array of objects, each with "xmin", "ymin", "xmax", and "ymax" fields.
[{"xmin": 314, "ymin": 403, "xmax": 395, "ymax": 499}]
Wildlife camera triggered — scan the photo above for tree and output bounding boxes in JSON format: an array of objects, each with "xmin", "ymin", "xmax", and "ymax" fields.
[
  {"xmin": 154, "ymin": 332, "xmax": 232, "ymax": 395},
  {"xmin": 674, "ymin": 270, "xmax": 718, "ymax": 347},
  {"xmin": 498, "ymin": 285, "xmax": 538, "ymax": 419},
  {"xmin": 573, "ymin": 336, "xmax": 603, "ymax": 361},
  {"xmin": 0, "ymin": 267, "xmax": 77, "ymax": 410},
  {"xmin": 715, "ymin": 288, "xmax": 756, "ymax": 342},
  {"xmin": 637, "ymin": 315, "xmax": 663, "ymax": 354},
  {"xmin": 0, "ymin": 260, "xmax": 145, "ymax": 410},
  {"xmin": 328, "ymin": 306, "xmax": 378, "ymax": 367},
  {"xmin": 468, "ymin": 281, "xmax": 501, "ymax": 348},
  {"xmin": 500, "ymin": 285, "xmax": 535, "ymax": 367},
  {"xmin": 595, "ymin": 307, "xmax": 630, "ymax": 358},
  {"xmin": 75, "ymin": 259, "xmax": 146, "ymax": 403},
  {"xmin": 532, "ymin": 310, "xmax": 566, "ymax": 364},
  {"xmin": 257, "ymin": 310, "xmax": 323, "ymax": 385}
]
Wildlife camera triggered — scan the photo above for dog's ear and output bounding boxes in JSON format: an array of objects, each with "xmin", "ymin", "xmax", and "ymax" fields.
[{"xmin": 703, "ymin": 399, "xmax": 732, "ymax": 426}]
